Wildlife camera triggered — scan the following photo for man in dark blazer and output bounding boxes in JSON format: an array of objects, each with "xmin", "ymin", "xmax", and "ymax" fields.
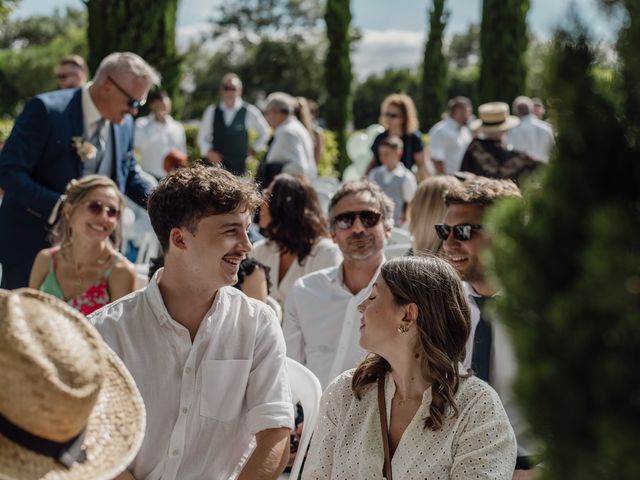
[{"xmin": 0, "ymin": 51, "xmax": 159, "ymax": 289}]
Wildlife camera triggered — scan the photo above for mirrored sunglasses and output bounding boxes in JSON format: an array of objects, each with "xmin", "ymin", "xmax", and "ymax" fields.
[
  {"xmin": 333, "ymin": 210, "xmax": 382, "ymax": 230},
  {"xmin": 86, "ymin": 200, "xmax": 120, "ymax": 219},
  {"xmin": 434, "ymin": 223, "xmax": 482, "ymax": 241}
]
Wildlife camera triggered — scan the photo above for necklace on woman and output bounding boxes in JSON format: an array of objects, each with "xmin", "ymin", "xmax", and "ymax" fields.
[{"xmin": 66, "ymin": 245, "xmax": 111, "ymax": 287}]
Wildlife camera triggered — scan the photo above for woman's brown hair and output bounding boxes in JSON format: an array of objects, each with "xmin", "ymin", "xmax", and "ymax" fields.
[
  {"xmin": 51, "ymin": 174, "xmax": 125, "ymax": 249},
  {"xmin": 263, "ymin": 173, "xmax": 328, "ymax": 262},
  {"xmin": 352, "ymin": 255, "xmax": 471, "ymax": 431},
  {"xmin": 379, "ymin": 93, "xmax": 420, "ymax": 134}
]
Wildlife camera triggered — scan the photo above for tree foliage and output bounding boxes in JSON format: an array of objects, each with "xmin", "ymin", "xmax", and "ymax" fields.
[
  {"xmin": 487, "ymin": 3, "xmax": 640, "ymax": 478},
  {"xmin": 420, "ymin": 0, "xmax": 448, "ymax": 130},
  {"xmin": 0, "ymin": 7, "xmax": 87, "ymax": 117},
  {"xmin": 211, "ymin": 0, "xmax": 323, "ymax": 43},
  {"xmin": 478, "ymin": 0, "xmax": 529, "ymax": 104},
  {"xmin": 87, "ymin": 0, "xmax": 181, "ymax": 98},
  {"xmin": 324, "ymin": 0, "xmax": 352, "ymax": 174},
  {"xmin": 352, "ymin": 68, "xmax": 419, "ymax": 129}
]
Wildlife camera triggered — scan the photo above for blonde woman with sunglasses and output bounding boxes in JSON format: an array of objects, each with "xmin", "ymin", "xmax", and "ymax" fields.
[{"xmin": 29, "ymin": 175, "xmax": 136, "ymax": 315}]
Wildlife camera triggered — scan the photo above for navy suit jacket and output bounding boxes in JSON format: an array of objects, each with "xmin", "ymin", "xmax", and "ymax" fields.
[{"xmin": 0, "ymin": 88, "xmax": 151, "ymax": 268}]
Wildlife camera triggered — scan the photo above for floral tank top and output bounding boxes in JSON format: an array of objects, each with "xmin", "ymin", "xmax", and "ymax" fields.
[{"xmin": 39, "ymin": 248, "xmax": 120, "ymax": 316}]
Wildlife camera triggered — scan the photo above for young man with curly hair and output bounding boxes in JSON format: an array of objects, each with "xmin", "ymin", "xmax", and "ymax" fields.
[{"xmin": 91, "ymin": 165, "xmax": 294, "ymax": 480}]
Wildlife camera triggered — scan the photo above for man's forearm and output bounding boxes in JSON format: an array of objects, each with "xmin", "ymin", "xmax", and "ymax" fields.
[{"xmin": 238, "ymin": 427, "xmax": 290, "ymax": 480}]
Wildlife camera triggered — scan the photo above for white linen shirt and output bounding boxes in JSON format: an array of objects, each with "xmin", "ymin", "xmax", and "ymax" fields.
[
  {"xmin": 90, "ymin": 270, "xmax": 294, "ymax": 480},
  {"xmin": 135, "ymin": 114, "xmax": 187, "ymax": 178},
  {"xmin": 266, "ymin": 116, "xmax": 317, "ymax": 179},
  {"xmin": 506, "ymin": 114, "xmax": 555, "ymax": 163},
  {"xmin": 249, "ymin": 237, "xmax": 342, "ymax": 308},
  {"xmin": 197, "ymin": 98, "xmax": 270, "ymax": 157},
  {"xmin": 303, "ymin": 369, "xmax": 517, "ymax": 480},
  {"xmin": 428, "ymin": 117, "xmax": 473, "ymax": 173},
  {"xmin": 463, "ymin": 282, "xmax": 536, "ymax": 457},
  {"xmin": 283, "ymin": 262, "xmax": 381, "ymax": 388}
]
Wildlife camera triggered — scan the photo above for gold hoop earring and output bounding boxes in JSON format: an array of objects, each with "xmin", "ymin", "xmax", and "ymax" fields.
[{"xmin": 397, "ymin": 324, "xmax": 409, "ymax": 333}]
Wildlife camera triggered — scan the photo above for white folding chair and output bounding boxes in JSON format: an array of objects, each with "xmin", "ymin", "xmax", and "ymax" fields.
[
  {"xmin": 387, "ymin": 227, "xmax": 411, "ymax": 246},
  {"xmin": 384, "ymin": 243, "xmax": 411, "ymax": 260},
  {"xmin": 286, "ymin": 358, "xmax": 322, "ymax": 480},
  {"xmin": 136, "ymin": 231, "xmax": 160, "ymax": 266}
]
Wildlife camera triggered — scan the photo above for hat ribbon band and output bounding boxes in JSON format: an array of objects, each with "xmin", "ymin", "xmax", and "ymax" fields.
[
  {"xmin": 480, "ymin": 119, "xmax": 507, "ymax": 126},
  {"xmin": 0, "ymin": 413, "xmax": 87, "ymax": 468}
]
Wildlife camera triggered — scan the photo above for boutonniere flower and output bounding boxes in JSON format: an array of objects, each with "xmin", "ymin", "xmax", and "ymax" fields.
[{"xmin": 72, "ymin": 136, "xmax": 97, "ymax": 162}]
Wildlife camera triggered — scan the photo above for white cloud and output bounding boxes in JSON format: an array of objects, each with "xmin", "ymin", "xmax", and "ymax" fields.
[{"xmin": 352, "ymin": 29, "xmax": 425, "ymax": 79}]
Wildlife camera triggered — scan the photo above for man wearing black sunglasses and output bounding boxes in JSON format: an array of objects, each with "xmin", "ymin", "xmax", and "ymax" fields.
[
  {"xmin": 0, "ymin": 52, "xmax": 159, "ymax": 289},
  {"xmin": 441, "ymin": 176, "xmax": 540, "ymax": 478},
  {"xmin": 283, "ymin": 180, "xmax": 394, "ymax": 389}
]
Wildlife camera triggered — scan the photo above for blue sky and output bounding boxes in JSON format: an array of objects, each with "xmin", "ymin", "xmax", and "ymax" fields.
[{"xmin": 12, "ymin": 0, "xmax": 618, "ymax": 78}]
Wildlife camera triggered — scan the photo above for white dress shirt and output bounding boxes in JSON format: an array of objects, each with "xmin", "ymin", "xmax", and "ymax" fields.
[
  {"xmin": 303, "ymin": 369, "xmax": 517, "ymax": 480},
  {"xmin": 197, "ymin": 98, "xmax": 270, "ymax": 157},
  {"xmin": 428, "ymin": 117, "xmax": 473, "ymax": 173},
  {"xmin": 81, "ymin": 82, "xmax": 113, "ymax": 178},
  {"xmin": 506, "ymin": 114, "xmax": 555, "ymax": 163},
  {"xmin": 90, "ymin": 270, "xmax": 294, "ymax": 480},
  {"xmin": 463, "ymin": 282, "xmax": 536, "ymax": 457},
  {"xmin": 250, "ymin": 237, "xmax": 342, "ymax": 308},
  {"xmin": 283, "ymin": 261, "xmax": 381, "ymax": 388},
  {"xmin": 135, "ymin": 114, "xmax": 187, "ymax": 179},
  {"xmin": 265, "ymin": 116, "xmax": 317, "ymax": 179}
]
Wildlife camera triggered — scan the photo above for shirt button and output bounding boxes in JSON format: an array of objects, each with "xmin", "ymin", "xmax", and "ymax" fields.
[
  {"xmin": 172, "ymin": 449, "xmax": 180, "ymax": 456},
  {"xmin": 181, "ymin": 407, "xmax": 188, "ymax": 414}
]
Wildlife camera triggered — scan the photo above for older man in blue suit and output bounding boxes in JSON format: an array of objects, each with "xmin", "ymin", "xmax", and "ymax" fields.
[{"xmin": 0, "ymin": 52, "xmax": 160, "ymax": 289}]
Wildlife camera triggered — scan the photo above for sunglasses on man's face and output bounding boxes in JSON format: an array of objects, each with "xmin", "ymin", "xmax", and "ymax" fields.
[
  {"xmin": 85, "ymin": 200, "xmax": 120, "ymax": 219},
  {"xmin": 107, "ymin": 75, "xmax": 146, "ymax": 109},
  {"xmin": 333, "ymin": 210, "xmax": 382, "ymax": 230},
  {"xmin": 222, "ymin": 85, "xmax": 238, "ymax": 92},
  {"xmin": 434, "ymin": 223, "xmax": 482, "ymax": 241}
]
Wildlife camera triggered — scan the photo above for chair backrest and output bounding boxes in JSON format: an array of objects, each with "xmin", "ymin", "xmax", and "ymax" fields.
[
  {"xmin": 136, "ymin": 231, "xmax": 160, "ymax": 265},
  {"xmin": 387, "ymin": 227, "xmax": 411, "ymax": 246},
  {"xmin": 384, "ymin": 243, "xmax": 411, "ymax": 260},
  {"xmin": 286, "ymin": 357, "xmax": 323, "ymax": 480}
]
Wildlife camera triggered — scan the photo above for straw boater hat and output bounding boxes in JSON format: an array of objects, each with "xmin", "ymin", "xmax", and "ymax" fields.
[
  {"xmin": 0, "ymin": 289, "xmax": 145, "ymax": 480},
  {"xmin": 470, "ymin": 101, "xmax": 520, "ymax": 133}
]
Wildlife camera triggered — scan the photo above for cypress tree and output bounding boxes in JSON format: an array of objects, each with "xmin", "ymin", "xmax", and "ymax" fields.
[
  {"xmin": 420, "ymin": 0, "xmax": 448, "ymax": 131},
  {"xmin": 87, "ymin": 0, "xmax": 181, "ymax": 98},
  {"xmin": 478, "ymin": 0, "xmax": 529, "ymax": 104},
  {"xmin": 487, "ymin": 2, "xmax": 640, "ymax": 478},
  {"xmin": 324, "ymin": 0, "xmax": 352, "ymax": 174}
]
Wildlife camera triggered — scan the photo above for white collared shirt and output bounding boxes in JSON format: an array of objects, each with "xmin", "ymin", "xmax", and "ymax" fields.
[
  {"xmin": 197, "ymin": 98, "xmax": 270, "ymax": 156},
  {"xmin": 428, "ymin": 116, "xmax": 473, "ymax": 173},
  {"xmin": 135, "ymin": 114, "xmax": 187, "ymax": 178},
  {"xmin": 265, "ymin": 116, "xmax": 317, "ymax": 179},
  {"xmin": 463, "ymin": 282, "xmax": 536, "ymax": 457},
  {"xmin": 81, "ymin": 82, "xmax": 113, "ymax": 177},
  {"xmin": 249, "ymin": 237, "xmax": 342, "ymax": 308},
  {"xmin": 90, "ymin": 270, "xmax": 294, "ymax": 480},
  {"xmin": 283, "ymin": 261, "xmax": 381, "ymax": 388},
  {"xmin": 506, "ymin": 114, "xmax": 555, "ymax": 163}
]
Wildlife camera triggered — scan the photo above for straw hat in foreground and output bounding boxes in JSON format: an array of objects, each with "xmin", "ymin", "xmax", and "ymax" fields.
[
  {"xmin": 0, "ymin": 289, "xmax": 145, "ymax": 480},
  {"xmin": 470, "ymin": 101, "xmax": 520, "ymax": 134}
]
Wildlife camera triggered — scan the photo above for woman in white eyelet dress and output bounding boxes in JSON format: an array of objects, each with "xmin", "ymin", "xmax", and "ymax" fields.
[{"xmin": 303, "ymin": 256, "xmax": 516, "ymax": 480}]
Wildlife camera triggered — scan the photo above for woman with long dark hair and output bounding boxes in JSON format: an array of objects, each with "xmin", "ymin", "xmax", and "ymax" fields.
[
  {"xmin": 251, "ymin": 173, "xmax": 342, "ymax": 307},
  {"xmin": 303, "ymin": 256, "xmax": 516, "ymax": 479}
]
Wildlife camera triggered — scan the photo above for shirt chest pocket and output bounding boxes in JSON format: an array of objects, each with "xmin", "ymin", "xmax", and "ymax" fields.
[{"xmin": 199, "ymin": 359, "xmax": 252, "ymax": 421}]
